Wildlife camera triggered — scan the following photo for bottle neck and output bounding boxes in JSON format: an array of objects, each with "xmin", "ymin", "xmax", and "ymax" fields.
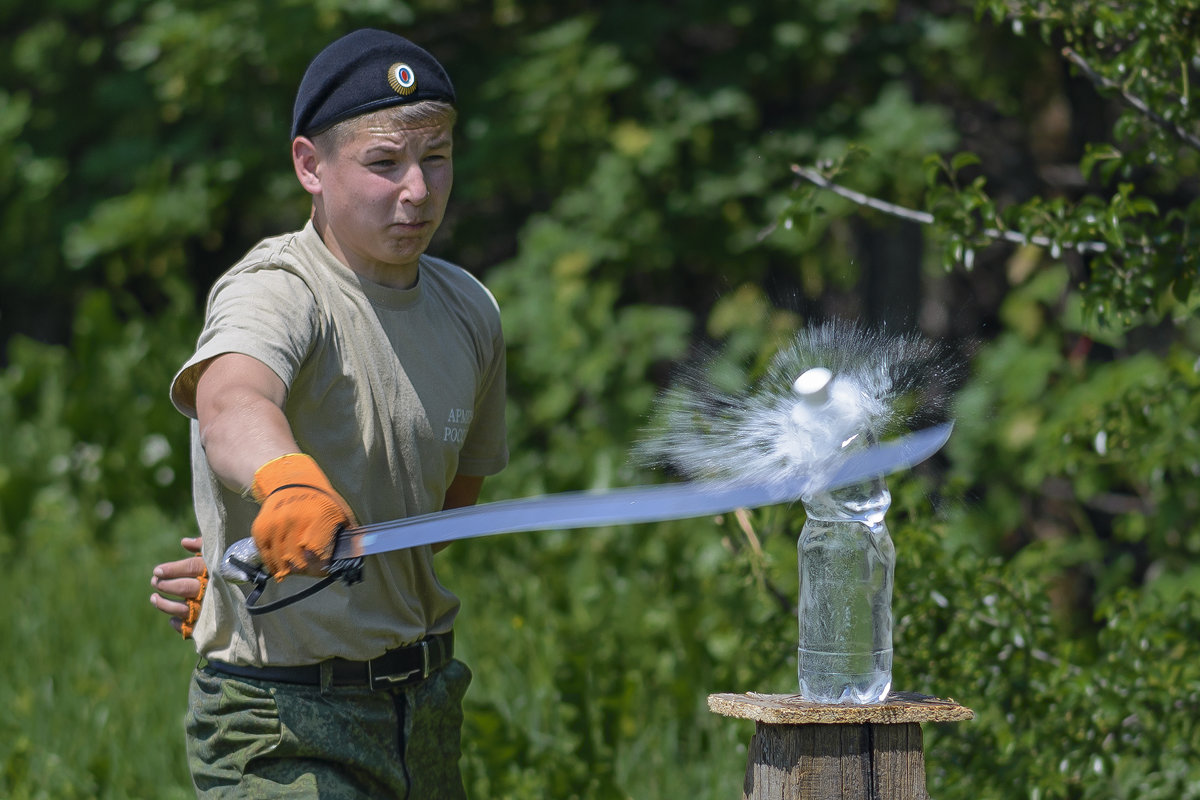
[{"xmin": 802, "ymin": 478, "xmax": 891, "ymax": 525}]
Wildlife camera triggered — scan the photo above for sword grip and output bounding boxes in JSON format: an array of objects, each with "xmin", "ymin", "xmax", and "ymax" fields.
[
  {"xmin": 220, "ymin": 537, "xmax": 267, "ymax": 584},
  {"xmin": 218, "ymin": 534, "xmax": 364, "ymax": 586}
]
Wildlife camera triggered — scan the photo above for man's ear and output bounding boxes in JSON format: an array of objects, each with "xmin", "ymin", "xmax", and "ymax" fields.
[{"xmin": 292, "ymin": 137, "xmax": 322, "ymax": 196}]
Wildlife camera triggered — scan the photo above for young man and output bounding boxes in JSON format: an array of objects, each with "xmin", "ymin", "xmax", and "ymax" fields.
[{"xmin": 159, "ymin": 29, "xmax": 508, "ymax": 797}]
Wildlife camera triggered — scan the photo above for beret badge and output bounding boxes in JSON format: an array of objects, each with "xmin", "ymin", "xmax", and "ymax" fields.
[{"xmin": 388, "ymin": 62, "xmax": 417, "ymax": 96}]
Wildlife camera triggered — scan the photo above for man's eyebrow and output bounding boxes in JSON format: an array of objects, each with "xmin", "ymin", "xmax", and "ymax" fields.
[
  {"xmin": 362, "ymin": 136, "xmax": 452, "ymax": 156},
  {"xmin": 363, "ymin": 142, "xmax": 406, "ymax": 155}
]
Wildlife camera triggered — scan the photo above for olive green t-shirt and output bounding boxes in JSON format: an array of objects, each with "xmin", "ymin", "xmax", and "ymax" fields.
[{"xmin": 171, "ymin": 221, "xmax": 508, "ymax": 666}]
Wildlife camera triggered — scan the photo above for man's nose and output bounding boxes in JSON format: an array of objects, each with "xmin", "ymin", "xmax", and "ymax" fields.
[{"xmin": 400, "ymin": 165, "xmax": 429, "ymax": 205}]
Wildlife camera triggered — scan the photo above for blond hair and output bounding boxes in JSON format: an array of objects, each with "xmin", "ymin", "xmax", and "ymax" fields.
[{"xmin": 310, "ymin": 101, "xmax": 457, "ymax": 155}]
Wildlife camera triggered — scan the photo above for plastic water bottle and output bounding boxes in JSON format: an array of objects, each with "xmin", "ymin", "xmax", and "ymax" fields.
[
  {"xmin": 796, "ymin": 479, "xmax": 895, "ymax": 704},
  {"xmin": 790, "ymin": 366, "xmax": 894, "ymax": 704}
]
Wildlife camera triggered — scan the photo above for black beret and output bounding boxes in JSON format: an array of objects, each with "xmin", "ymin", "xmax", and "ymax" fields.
[{"xmin": 291, "ymin": 29, "xmax": 456, "ymax": 139}]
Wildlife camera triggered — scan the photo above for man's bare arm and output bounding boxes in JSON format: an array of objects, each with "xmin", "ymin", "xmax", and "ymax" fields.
[
  {"xmin": 195, "ymin": 353, "xmax": 299, "ymax": 492},
  {"xmin": 432, "ymin": 473, "xmax": 485, "ymax": 553},
  {"xmin": 443, "ymin": 474, "xmax": 484, "ymax": 510},
  {"xmin": 197, "ymin": 353, "xmax": 355, "ymax": 577}
]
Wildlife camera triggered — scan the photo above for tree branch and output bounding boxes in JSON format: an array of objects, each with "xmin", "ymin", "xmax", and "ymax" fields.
[
  {"xmin": 1063, "ymin": 47, "xmax": 1200, "ymax": 153},
  {"xmin": 790, "ymin": 166, "xmax": 938, "ymax": 226},
  {"xmin": 785, "ymin": 164, "xmax": 1107, "ymax": 254}
]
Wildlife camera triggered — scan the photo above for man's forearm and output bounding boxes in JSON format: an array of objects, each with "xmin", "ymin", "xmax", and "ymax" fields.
[
  {"xmin": 195, "ymin": 353, "xmax": 299, "ymax": 493},
  {"xmin": 200, "ymin": 394, "xmax": 299, "ymax": 492}
]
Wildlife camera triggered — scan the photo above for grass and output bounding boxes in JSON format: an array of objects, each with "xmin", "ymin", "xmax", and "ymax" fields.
[{"xmin": 0, "ymin": 498, "xmax": 195, "ymax": 799}]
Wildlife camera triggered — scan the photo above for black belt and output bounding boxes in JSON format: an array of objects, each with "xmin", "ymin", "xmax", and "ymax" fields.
[{"xmin": 206, "ymin": 631, "xmax": 453, "ymax": 691}]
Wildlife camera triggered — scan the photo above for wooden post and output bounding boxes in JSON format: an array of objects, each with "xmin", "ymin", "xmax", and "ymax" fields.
[{"xmin": 708, "ymin": 691, "xmax": 973, "ymax": 800}]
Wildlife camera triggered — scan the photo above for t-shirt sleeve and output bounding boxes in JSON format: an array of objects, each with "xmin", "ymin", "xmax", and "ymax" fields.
[{"xmin": 170, "ymin": 265, "xmax": 319, "ymax": 419}]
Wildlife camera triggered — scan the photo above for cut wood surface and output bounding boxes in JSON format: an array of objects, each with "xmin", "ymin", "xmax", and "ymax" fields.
[{"xmin": 708, "ymin": 691, "xmax": 975, "ymax": 725}]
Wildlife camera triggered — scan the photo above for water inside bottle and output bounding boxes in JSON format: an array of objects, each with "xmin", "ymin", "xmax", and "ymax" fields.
[
  {"xmin": 796, "ymin": 480, "xmax": 894, "ymax": 704},
  {"xmin": 797, "ymin": 644, "xmax": 893, "ymax": 704}
]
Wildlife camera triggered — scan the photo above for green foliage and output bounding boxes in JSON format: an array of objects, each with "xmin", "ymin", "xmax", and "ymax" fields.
[
  {"xmin": 892, "ymin": 482, "xmax": 1200, "ymax": 800},
  {"xmin": 945, "ymin": 266, "xmax": 1200, "ymax": 590},
  {"xmin": 0, "ymin": 286, "xmax": 200, "ymax": 796},
  {"xmin": 0, "ymin": 286, "xmax": 198, "ymax": 547},
  {"xmin": 488, "ymin": 240, "xmax": 693, "ymax": 497},
  {"xmin": 0, "ymin": 504, "xmax": 196, "ymax": 800},
  {"xmin": 952, "ymin": 0, "xmax": 1199, "ymax": 323}
]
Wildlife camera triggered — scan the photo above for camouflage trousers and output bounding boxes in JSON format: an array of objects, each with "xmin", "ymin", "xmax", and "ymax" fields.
[{"xmin": 185, "ymin": 659, "xmax": 471, "ymax": 799}]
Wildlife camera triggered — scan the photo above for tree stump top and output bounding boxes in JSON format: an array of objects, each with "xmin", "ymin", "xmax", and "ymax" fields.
[{"xmin": 708, "ymin": 691, "xmax": 974, "ymax": 725}]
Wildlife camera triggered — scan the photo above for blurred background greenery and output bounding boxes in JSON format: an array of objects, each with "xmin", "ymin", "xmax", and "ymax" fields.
[{"xmin": 2, "ymin": 0, "xmax": 1198, "ymax": 797}]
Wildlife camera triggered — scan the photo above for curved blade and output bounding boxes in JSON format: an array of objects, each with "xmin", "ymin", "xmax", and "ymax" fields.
[
  {"xmin": 219, "ymin": 422, "xmax": 952, "ymax": 583},
  {"xmin": 334, "ymin": 421, "xmax": 954, "ymax": 559}
]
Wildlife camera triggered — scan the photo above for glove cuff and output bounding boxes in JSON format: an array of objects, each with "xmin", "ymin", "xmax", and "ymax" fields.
[
  {"xmin": 180, "ymin": 567, "xmax": 209, "ymax": 640},
  {"xmin": 250, "ymin": 453, "xmax": 338, "ymax": 504}
]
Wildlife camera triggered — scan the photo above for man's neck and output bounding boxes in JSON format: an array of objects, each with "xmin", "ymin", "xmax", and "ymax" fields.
[{"xmin": 311, "ymin": 215, "xmax": 421, "ymax": 290}]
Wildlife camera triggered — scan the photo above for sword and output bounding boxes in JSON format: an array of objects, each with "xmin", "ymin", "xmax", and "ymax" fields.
[{"xmin": 219, "ymin": 422, "xmax": 953, "ymax": 603}]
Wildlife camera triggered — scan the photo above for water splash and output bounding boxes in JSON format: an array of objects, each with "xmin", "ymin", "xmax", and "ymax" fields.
[{"xmin": 635, "ymin": 320, "xmax": 963, "ymax": 489}]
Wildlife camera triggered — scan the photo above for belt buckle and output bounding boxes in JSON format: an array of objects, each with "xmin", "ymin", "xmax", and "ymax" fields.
[{"xmin": 367, "ymin": 640, "xmax": 429, "ymax": 691}]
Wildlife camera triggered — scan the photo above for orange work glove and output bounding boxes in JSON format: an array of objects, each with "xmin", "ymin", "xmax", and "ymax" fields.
[
  {"xmin": 249, "ymin": 453, "xmax": 356, "ymax": 579},
  {"xmin": 180, "ymin": 567, "xmax": 208, "ymax": 640}
]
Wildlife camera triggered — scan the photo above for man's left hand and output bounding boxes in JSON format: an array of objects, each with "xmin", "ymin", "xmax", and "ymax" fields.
[{"xmin": 150, "ymin": 536, "xmax": 208, "ymax": 638}]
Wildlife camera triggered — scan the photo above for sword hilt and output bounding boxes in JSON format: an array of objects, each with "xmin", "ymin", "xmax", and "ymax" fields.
[
  {"xmin": 219, "ymin": 536, "xmax": 268, "ymax": 584},
  {"xmin": 219, "ymin": 534, "xmax": 363, "ymax": 614}
]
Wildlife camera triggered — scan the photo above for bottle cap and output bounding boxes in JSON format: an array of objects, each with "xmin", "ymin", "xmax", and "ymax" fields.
[{"xmin": 792, "ymin": 367, "xmax": 833, "ymax": 406}]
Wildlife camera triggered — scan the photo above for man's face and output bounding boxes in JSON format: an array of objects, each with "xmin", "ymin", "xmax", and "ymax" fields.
[{"xmin": 307, "ymin": 114, "xmax": 453, "ymax": 286}]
